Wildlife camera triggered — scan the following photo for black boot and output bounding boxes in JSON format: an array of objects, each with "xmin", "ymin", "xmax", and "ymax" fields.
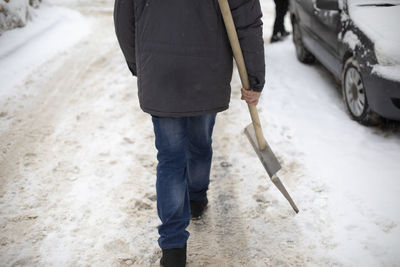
[
  {"xmin": 270, "ymin": 34, "xmax": 281, "ymax": 43},
  {"xmin": 280, "ymin": 30, "xmax": 290, "ymax": 38},
  {"xmin": 190, "ymin": 197, "xmax": 208, "ymax": 219},
  {"xmin": 160, "ymin": 243, "xmax": 187, "ymax": 267}
]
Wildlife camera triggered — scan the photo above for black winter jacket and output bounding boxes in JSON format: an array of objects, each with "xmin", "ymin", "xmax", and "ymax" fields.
[{"xmin": 114, "ymin": 0, "xmax": 265, "ymax": 117}]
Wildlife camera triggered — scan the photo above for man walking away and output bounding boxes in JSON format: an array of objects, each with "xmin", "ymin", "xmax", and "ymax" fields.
[{"xmin": 114, "ymin": 0, "xmax": 265, "ymax": 266}]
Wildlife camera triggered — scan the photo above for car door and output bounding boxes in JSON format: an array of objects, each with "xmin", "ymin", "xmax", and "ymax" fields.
[
  {"xmin": 294, "ymin": 0, "xmax": 318, "ymax": 39},
  {"xmin": 311, "ymin": 0, "xmax": 342, "ymax": 77}
]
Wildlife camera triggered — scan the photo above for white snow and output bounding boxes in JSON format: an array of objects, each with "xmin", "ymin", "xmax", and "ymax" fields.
[
  {"xmin": 349, "ymin": 0, "xmax": 400, "ymax": 5},
  {"xmin": 342, "ymin": 30, "xmax": 361, "ymax": 50},
  {"xmin": 0, "ymin": 0, "xmax": 400, "ymax": 266},
  {"xmin": 372, "ymin": 64, "xmax": 400, "ymax": 81},
  {"xmin": 262, "ymin": 40, "xmax": 400, "ymax": 266},
  {"xmin": 349, "ymin": 2, "xmax": 400, "ymax": 68},
  {"xmin": 0, "ymin": 0, "xmax": 32, "ymax": 34},
  {"xmin": 0, "ymin": 0, "xmax": 43, "ymax": 33},
  {"xmin": 348, "ymin": 1, "xmax": 400, "ymax": 80},
  {"xmin": 0, "ymin": 3, "xmax": 91, "ymax": 100}
]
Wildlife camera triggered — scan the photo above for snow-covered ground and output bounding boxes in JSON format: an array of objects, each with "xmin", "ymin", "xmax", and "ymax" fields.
[
  {"xmin": 260, "ymin": 40, "xmax": 400, "ymax": 266},
  {"xmin": 0, "ymin": 0, "xmax": 399, "ymax": 266},
  {"xmin": 0, "ymin": 3, "xmax": 90, "ymax": 101}
]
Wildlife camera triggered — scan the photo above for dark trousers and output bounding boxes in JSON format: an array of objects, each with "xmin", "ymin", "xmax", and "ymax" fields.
[
  {"xmin": 151, "ymin": 114, "xmax": 216, "ymax": 249},
  {"xmin": 273, "ymin": 0, "xmax": 289, "ymax": 35}
]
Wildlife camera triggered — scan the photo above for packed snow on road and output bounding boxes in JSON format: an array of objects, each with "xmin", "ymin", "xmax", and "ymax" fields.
[{"xmin": 0, "ymin": 0, "xmax": 399, "ymax": 266}]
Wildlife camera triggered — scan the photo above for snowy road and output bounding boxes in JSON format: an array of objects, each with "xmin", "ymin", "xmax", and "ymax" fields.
[{"xmin": 1, "ymin": 1, "xmax": 400, "ymax": 266}]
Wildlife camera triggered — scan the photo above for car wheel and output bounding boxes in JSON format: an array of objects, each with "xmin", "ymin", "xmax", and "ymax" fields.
[
  {"xmin": 292, "ymin": 18, "xmax": 315, "ymax": 63},
  {"xmin": 342, "ymin": 58, "xmax": 380, "ymax": 125}
]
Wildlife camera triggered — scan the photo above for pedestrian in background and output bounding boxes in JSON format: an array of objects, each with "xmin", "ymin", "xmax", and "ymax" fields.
[
  {"xmin": 114, "ymin": 0, "xmax": 265, "ymax": 266},
  {"xmin": 271, "ymin": 0, "xmax": 290, "ymax": 42}
]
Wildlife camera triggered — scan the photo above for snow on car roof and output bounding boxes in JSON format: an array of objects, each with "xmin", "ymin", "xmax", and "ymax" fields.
[{"xmin": 348, "ymin": 0, "xmax": 400, "ymax": 5}]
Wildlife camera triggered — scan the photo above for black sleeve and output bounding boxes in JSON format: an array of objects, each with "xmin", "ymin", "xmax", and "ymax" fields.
[
  {"xmin": 114, "ymin": 0, "xmax": 137, "ymax": 76},
  {"xmin": 228, "ymin": 0, "xmax": 265, "ymax": 92}
]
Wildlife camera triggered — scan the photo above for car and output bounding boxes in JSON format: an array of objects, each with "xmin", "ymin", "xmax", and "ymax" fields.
[{"xmin": 289, "ymin": 0, "xmax": 400, "ymax": 124}]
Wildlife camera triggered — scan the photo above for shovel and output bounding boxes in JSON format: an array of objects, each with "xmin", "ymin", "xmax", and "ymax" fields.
[{"xmin": 218, "ymin": 0, "xmax": 299, "ymax": 213}]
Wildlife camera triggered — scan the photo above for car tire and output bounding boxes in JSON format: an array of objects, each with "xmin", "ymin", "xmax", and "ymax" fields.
[
  {"xmin": 292, "ymin": 18, "xmax": 315, "ymax": 64},
  {"xmin": 342, "ymin": 57, "xmax": 381, "ymax": 125}
]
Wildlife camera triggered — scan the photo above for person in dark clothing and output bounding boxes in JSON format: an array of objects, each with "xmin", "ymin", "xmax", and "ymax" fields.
[
  {"xmin": 114, "ymin": 0, "xmax": 265, "ymax": 266},
  {"xmin": 271, "ymin": 0, "xmax": 290, "ymax": 43}
]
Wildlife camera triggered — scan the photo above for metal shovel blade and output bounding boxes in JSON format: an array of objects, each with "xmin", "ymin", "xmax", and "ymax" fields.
[
  {"xmin": 244, "ymin": 123, "xmax": 281, "ymax": 177},
  {"xmin": 244, "ymin": 123, "xmax": 299, "ymax": 213},
  {"xmin": 271, "ymin": 175, "xmax": 299, "ymax": 213}
]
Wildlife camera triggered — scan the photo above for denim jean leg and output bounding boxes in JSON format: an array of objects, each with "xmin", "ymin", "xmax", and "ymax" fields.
[
  {"xmin": 187, "ymin": 114, "xmax": 216, "ymax": 201},
  {"xmin": 152, "ymin": 116, "xmax": 191, "ymax": 249}
]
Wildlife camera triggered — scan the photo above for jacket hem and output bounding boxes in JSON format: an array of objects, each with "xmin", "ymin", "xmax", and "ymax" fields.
[{"xmin": 140, "ymin": 105, "xmax": 229, "ymax": 117}]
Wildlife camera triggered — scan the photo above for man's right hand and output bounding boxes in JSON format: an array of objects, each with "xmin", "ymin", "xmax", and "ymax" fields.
[{"xmin": 241, "ymin": 88, "xmax": 261, "ymax": 106}]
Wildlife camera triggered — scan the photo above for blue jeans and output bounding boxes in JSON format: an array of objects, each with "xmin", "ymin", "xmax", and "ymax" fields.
[{"xmin": 151, "ymin": 114, "xmax": 216, "ymax": 249}]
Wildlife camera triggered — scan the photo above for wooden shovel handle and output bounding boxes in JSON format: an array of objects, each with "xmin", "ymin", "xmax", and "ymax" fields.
[{"xmin": 218, "ymin": 0, "xmax": 266, "ymax": 150}]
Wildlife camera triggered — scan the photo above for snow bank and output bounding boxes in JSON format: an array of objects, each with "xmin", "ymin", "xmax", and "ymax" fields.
[
  {"xmin": 0, "ymin": 0, "xmax": 42, "ymax": 35},
  {"xmin": 0, "ymin": 4, "xmax": 91, "ymax": 99}
]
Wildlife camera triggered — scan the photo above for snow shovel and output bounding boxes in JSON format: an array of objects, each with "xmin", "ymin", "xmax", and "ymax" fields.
[{"xmin": 218, "ymin": 0, "xmax": 299, "ymax": 213}]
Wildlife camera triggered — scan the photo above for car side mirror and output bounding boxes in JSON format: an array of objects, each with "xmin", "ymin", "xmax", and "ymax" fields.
[{"xmin": 315, "ymin": 0, "xmax": 340, "ymax": 10}]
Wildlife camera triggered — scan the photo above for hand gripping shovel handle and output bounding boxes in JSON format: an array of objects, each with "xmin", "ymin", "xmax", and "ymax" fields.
[
  {"xmin": 218, "ymin": 0, "xmax": 299, "ymax": 213},
  {"xmin": 217, "ymin": 0, "xmax": 266, "ymax": 151}
]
